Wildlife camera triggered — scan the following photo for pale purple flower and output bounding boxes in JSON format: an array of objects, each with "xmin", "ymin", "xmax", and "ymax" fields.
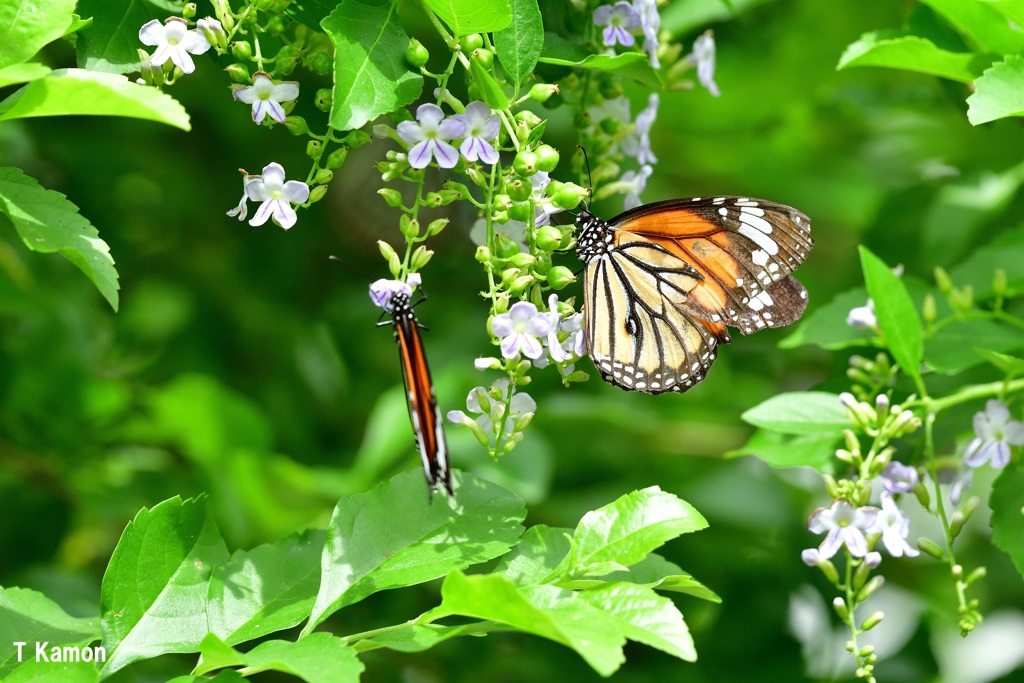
[
  {"xmin": 881, "ymin": 461, "xmax": 918, "ymax": 494},
  {"xmin": 232, "ymin": 72, "xmax": 299, "ymax": 124},
  {"xmin": 492, "ymin": 301, "xmax": 552, "ymax": 360},
  {"xmin": 245, "ymin": 162, "xmax": 310, "ymax": 230},
  {"xmin": 847, "ymin": 299, "xmax": 877, "ymax": 328},
  {"xmin": 542, "ymin": 294, "xmax": 574, "ymax": 364},
  {"xmin": 949, "ymin": 467, "xmax": 973, "ymax": 506},
  {"xmin": 593, "ymin": 2, "xmax": 640, "ymax": 47},
  {"xmin": 869, "ymin": 494, "xmax": 919, "ymax": 558},
  {"xmin": 563, "ymin": 311, "xmax": 586, "ymax": 357},
  {"xmin": 397, "ymin": 103, "xmax": 465, "ymax": 169},
  {"xmin": 447, "ymin": 379, "xmax": 536, "ymax": 435},
  {"xmin": 452, "ymin": 101, "xmax": 500, "ymax": 164},
  {"xmin": 808, "ymin": 499, "xmax": 878, "ymax": 560},
  {"xmin": 801, "ymin": 548, "xmax": 820, "ymax": 566},
  {"xmin": 864, "ymin": 551, "xmax": 882, "ymax": 568},
  {"xmin": 633, "ymin": 0, "xmax": 660, "ymax": 68},
  {"xmin": 621, "ymin": 165, "xmax": 653, "ymax": 210},
  {"xmin": 964, "ymin": 400, "xmax": 1024, "ymax": 469},
  {"xmin": 139, "ymin": 17, "xmax": 211, "ymax": 75},
  {"xmin": 369, "ymin": 279, "xmax": 413, "ymax": 311},
  {"xmin": 622, "ymin": 93, "xmax": 658, "ymax": 165},
  {"xmin": 688, "ymin": 30, "xmax": 719, "ymax": 97}
]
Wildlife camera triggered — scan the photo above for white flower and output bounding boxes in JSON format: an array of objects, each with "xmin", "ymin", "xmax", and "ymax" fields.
[
  {"xmin": 621, "ymin": 164, "xmax": 653, "ymax": 210},
  {"xmin": 808, "ymin": 499, "xmax": 878, "ymax": 560},
  {"xmin": 869, "ymin": 494, "xmax": 919, "ymax": 558},
  {"xmin": 688, "ymin": 30, "xmax": 720, "ymax": 97},
  {"xmin": 622, "ymin": 93, "xmax": 658, "ymax": 165},
  {"xmin": 447, "ymin": 379, "xmax": 536, "ymax": 436},
  {"xmin": 542, "ymin": 294, "xmax": 574, "ymax": 364},
  {"xmin": 452, "ymin": 100, "xmax": 500, "ymax": 164},
  {"xmin": 232, "ymin": 72, "xmax": 299, "ymax": 124},
  {"xmin": 369, "ymin": 279, "xmax": 413, "ymax": 311},
  {"xmin": 226, "ymin": 172, "xmax": 258, "ymax": 221},
  {"xmin": 633, "ymin": 0, "xmax": 661, "ymax": 68},
  {"xmin": 245, "ymin": 163, "xmax": 310, "ymax": 230},
  {"xmin": 396, "ymin": 103, "xmax": 465, "ymax": 169},
  {"xmin": 139, "ymin": 17, "xmax": 211, "ymax": 75},
  {"xmin": 492, "ymin": 301, "xmax": 552, "ymax": 360},
  {"xmin": 964, "ymin": 399, "xmax": 1024, "ymax": 469},
  {"xmin": 593, "ymin": 2, "xmax": 640, "ymax": 47},
  {"xmin": 846, "ymin": 298, "xmax": 877, "ymax": 329}
]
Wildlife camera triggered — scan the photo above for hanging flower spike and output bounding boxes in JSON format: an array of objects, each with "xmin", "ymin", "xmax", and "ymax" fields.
[
  {"xmin": 226, "ymin": 170, "xmax": 259, "ymax": 221},
  {"xmin": 869, "ymin": 494, "xmax": 920, "ymax": 558},
  {"xmin": 593, "ymin": 2, "xmax": 640, "ymax": 48},
  {"xmin": 633, "ymin": 0, "xmax": 661, "ymax": 68},
  {"xmin": 232, "ymin": 72, "xmax": 300, "ymax": 124},
  {"xmin": 139, "ymin": 17, "xmax": 211, "ymax": 75},
  {"xmin": 808, "ymin": 499, "xmax": 878, "ymax": 560},
  {"xmin": 369, "ymin": 278, "xmax": 414, "ymax": 311},
  {"xmin": 622, "ymin": 93, "xmax": 659, "ymax": 166},
  {"xmin": 689, "ymin": 30, "xmax": 720, "ymax": 97},
  {"xmin": 492, "ymin": 301, "xmax": 552, "ymax": 360},
  {"xmin": 621, "ymin": 165, "xmax": 653, "ymax": 210},
  {"xmin": 246, "ymin": 163, "xmax": 311, "ymax": 230},
  {"xmin": 452, "ymin": 101, "xmax": 500, "ymax": 164},
  {"xmin": 964, "ymin": 399, "xmax": 1024, "ymax": 469},
  {"xmin": 396, "ymin": 103, "xmax": 465, "ymax": 169},
  {"xmin": 881, "ymin": 461, "xmax": 918, "ymax": 494}
]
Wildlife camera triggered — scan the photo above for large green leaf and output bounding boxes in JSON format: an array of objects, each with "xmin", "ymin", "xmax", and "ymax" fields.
[
  {"xmin": 859, "ymin": 245, "xmax": 923, "ymax": 383},
  {"xmin": 921, "ymin": 0, "xmax": 1024, "ymax": 54},
  {"xmin": 0, "ymin": 167, "xmax": 120, "ymax": 310},
  {"xmin": 494, "ymin": 524, "xmax": 572, "ymax": 585},
  {"xmin": 4, "ymin": 660, "xmax": 100, "ymax": 683},
  {"xmin": 100, "ymin": 496, "xmax": 230, "ymax": 677},
  {"xmin": 304, "ymin": 470, "xmax": 525, "ymax": 634},
  {"xmin": 76, "ymin": 0, "xmax": 159, "ymax": 74},
  {"xmin": 0, "ymin": 69, "xmax": 190, "ymax": 130},
  {"xmin": 991, "ymin": 467, "xmax": 1024, "ymax": 579},
  {"xmin": 196, "ymin": 633, "xmax": 363, "ymax": 682},
  {"xmin": 985, "ymin": 0, "xmax": 1024, "ymax": 25},
  {"xmin": 469, "ymin": 56, "xmax": 509, "ymax": 109},
  {"xmin": 0, "ymin": 0, "xmax": 77, "ymax": 69},
  {"xmin": 925, "ymin": 319, "xmax": 1024, "ymax": 373},
  {"xmin": 422, "ymin": 0, "xmax": 512, "ymax": 35},
  {"xmin": 539, "ymin": 34, "xmax": 660, "ymax": 86},
  {"xmin": 779, "ymin": 287, "xmax": 876, "ymax": 350},
  {"xmin": 0, "ymin": 588, "xmax": 100, "ymax": 677},
  {"xmin": 0, "ymin": 62, "xmax": 50, "ymax": 88},
  {"xmin": 968, "ymin": 55, "xmax": 1024, "ymax": 125},
  {"xmin": 493, "ymin": 0, "xmax": 543, "ymax": 85},
  {"xmin": 741, "ymin": 392, "xmax": 850, "ymax": 436},
  {"xmin": 601, "ymin": 554, "xmax": 721, "ymax": 603},
  {"xmin": 356, "ymin": 623, "xmax": 491, "ymax": 653},
  {"xmin": 208, "ymin": 530, "xmax": 326, "ymax": 645},
  {"xmin": 577, "ymin": 582, "xmax": 696, "ymax": 661},
  {"xmin": 727, "ymin": 428, "xmax": 841, "ymax": 472},
  {"xmin": 949, "ymin": 224, "xmax": 1024, "ymax": 297},
  {"xmin": 837, "ymin": 32, "xmax": 979, "ymax": 83},
  {"xmin": 322, "ymin": 0, "xmax": 424, "ymax": 131}
]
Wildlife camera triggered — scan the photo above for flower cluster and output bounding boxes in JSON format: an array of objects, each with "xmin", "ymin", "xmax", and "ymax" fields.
[
  {"xmin": 447, "ymin": 379, "xmax": 536, "ymax": 455},
  {"xmin": 396, "ymin": 102, "xmax": 501, "ymax": 170}
]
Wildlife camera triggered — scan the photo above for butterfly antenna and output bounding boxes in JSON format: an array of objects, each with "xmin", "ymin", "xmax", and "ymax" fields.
[{"xmin": 576, "ymin": 144, "xmax": 593, "ymax": 211}]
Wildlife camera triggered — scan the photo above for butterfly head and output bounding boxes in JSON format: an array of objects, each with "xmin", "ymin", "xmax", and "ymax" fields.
[{"xmin": 574, "ymin": 208, "xmax": 612, "ymax": 262}]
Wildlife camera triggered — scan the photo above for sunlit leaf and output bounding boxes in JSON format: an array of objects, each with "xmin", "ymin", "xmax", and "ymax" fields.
[
  {"xmin": 859, "ymin": 245, "xmax": 923, "ymax": 383},
  {"xmin": 921, "ymin": 0, "xmax": 1024, "ymax": 54},
  {"xmin": 837, "ymin": 32, "xmax": 978, "ymax": 83},
  {"xmin": 356, "ymin": 623, "xmax": 491, "ymax": 653},
  {"xmin": 0, "ymin": 588, "xmax": 99, "ymax": 678},
  {"xmin": 0, "ymin": 0, "xmax": 76, "ymax": 69},
  {"xmin": 493, "ymin": 524, "xmax": 572, "ymax": 585},
  {"xmin": 600, "ymin": 554, "xmax": 721, "ymax": 602},
  {"xmin": 540, "ymin": 35, "xmax": 660, "ymax": 86},
  {"xmin": 196, "ymin": 633, "xmax": 363, "ymax": 682},
  {"xmin": 577, "ymin": 582, "xmax": 696, "ymax": 661},
  {"xmin": 4, "ymin": 660, "xmax": 100, "ymax": 683},
  {"xmin": 76, "ymin": 0, "xmax": 158, "ymax": 74},
  {"xmin": 976, "ymin": 349, "xmax": 1024, "ymax": 377},
  {"xmin": 422, "ymin": 0, "xmax": 512, "ymax": 35},
  {"xmin": 968, "ymin": 55, "xmax": 1024, "ymax": 125},
  {"xmin": 727, "ymin": 428, "xmax": 840, "ymax": 472},
  {"xmin": 494, "ymin": 0, "xmax": 543, "ymax": 84},
  {"xmin": 741, "ymin": 392, "xmax": 850, "ymax": 436},
  {"xmin": 0, "ymin": 63, "xmax": 50, "ymax": 88}
]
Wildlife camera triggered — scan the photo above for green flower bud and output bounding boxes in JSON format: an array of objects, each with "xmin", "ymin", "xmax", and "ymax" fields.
[
  {"xmin": 466, "ymin": 167, "xmax": 488, "ymax": 187},
  {"xmin": 400, "ymin": 214, "xmax": 420, "ymax": 238},
  {"xmin": 993, "ymin": 267, "xmax": 1007, "ymax": 296},
  {"xmin": 230, "ymin": 41, "xmax": 252, "ymax": 60},
  {"xmin": 492, "ymin": 209, "xmax": 509, "ymax": 224},
  {"xmin": 533, "ymin": 254, "xmax": 552, "ymax": 275},
  {"xmin": 423, "ymin": 191, "xmax": 443, "ymax": 208},
  {"xmin": 282, "ymin": 115, "xmax": 308, "ymax": 135},
  {"xmin": 426, "ymin": 218, "xmax": 448, "ymax": 236},
  {"xmin": 934, "ymin": 266, "xmax": 953, "ymax": 294},
  {"xmin": 183, "ymin": 3, "xmax": 197, "ymax": 19},
  {"xmin": 344, "ymin": 129, "xmax": 371, "ymax": 148},
  {"xmin": 265, "ymin": 14, "xmax": 287, "ymax": 34},
  {"xmin": 138, "ymin": 49, "xmax": 165, "ymax": 85},
  {"xmin": 314, "ymin": 168, "xmax": 334, "ymax": 184},
  {"xmin": 552, "ymin": 182, "xmax": 588, "ymax": 210},
  {"xmin": 860, "ymin": 611, "xmax": 885, "ymax": 631},
  {"xmin": 536, "ymin": 226, "xmax": 562, "ymax": 252},
  {"xmin": 276, "ymin": 45, "xmax": 300, "ymax": 75},
  {"xmin": 817, "ymin": 558, "xmax": 839, "ymax": 584},
  {"xmin": 510, "ymin": 275, "xmax": 535, "ymax": 295},
  {"xmin": 513, "ymin": 411, "xmax": 534, "ymax": 432},
  {"xmin": 922, "ymin": 293, "xmax": 937, "ymax": 325},
  {"xmin": 508, "ymin": 201, "xmax": 532, "ymax": 222},
  {"xmin": 378, "ymin": 188, "xmax": 404, "ymax": 208},
  {"xmin": 536, "ymin": 144, "xmax": 560, "ymax": 172},
  {"xmin": 306, "ymin": 140, "xmax": 321, "ymax": 157},
  {"xmin": 461, "ymin": 33, "xmax": 484, "ymax": 53},
  {"xmin": 495, "ymin": 234, "xmax": 520, "ymax": 259},
  {"xmin": 528, "ymin": 83, "xmax": 559, "ymax": 102},
  {"xmin": 514, "ymin": 110, "xmax": 542, "ymax": 128},
  {"xmin": 411, "ymin": 245, "xmax": 433, "ymax": 270},
  {"xmin": 599, "ymin": 78, "xmax": 623, "ymax": 99},
  {"xmin": 475, "ymin": 246, "xmax": 491, "ymax": 263},
  {"xmin": 510, "ymin": 252, "xmax": 536, "ymax": 268},
  {"xmin": 918, "ymin": 538, "xmax": 946, "ymax": 560},
  {"xmin": 307, "ymin": 50, "xmax": 330, "ymax": 75},
  {"xmin": 471, "ymin": 48, "xmax": 494, "ymax": 69},
  {"xmin": 513, "ymin": 151, "xmax": 539, "ymax": 177},
  {"xmin": 224, "ymin": 63, "xmax": 250, "ymax": 83},
  {"xmin": 499, "ymin": 267, "xmax": 520, "ymax": 288},
  {"xmin": 832, "ymin": 598, "xmax": 849, "ymax": 621},
  {"xmin": 378, "ymin": 240, "xmax": 398, "ymax": 263},
  {"xmin": 565, "ymin": 370, "xmax": 589, "ymax": 383},
  {"xmin": 547, "ymin": 265, "xmax": 576, "ymax": 290},
  {"xmin": 515, "ymin": 122, "xmax": 531, "ymax": 143},
  {"xmin": 406, "ymin": 38, "xmax": 430, "ymax": 68},
  {"xmin": 965, "ymin": 566, "xmax": 987, "ymax": 586},
  {"xmin": 308, "ymin": 185, "xmax": 328, "ymax": 203},
  {"xmin": 507, "ymin": 179, "xmax": 531, "ymax": 202},
  {"xmin": 501, "ymin": 431, "xmax": 524, "ymax": 455},
  {"xmin": 493, "ymin": 193, "xmax": 513, "ymax": 210},
  {"xmin": 442, "ymin": 181, "xmax": 470, "ymax": 200},
  {"xmin": 315, "ymin": 88, "xmax": 333, "ymax": 112},
  {"xmin": 326, "ymin": 146, "xmax": 348, "ymax": 169}
]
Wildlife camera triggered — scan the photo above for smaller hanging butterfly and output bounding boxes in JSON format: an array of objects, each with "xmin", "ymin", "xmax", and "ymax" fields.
[
  {"xmin": 370, "ymin": 278, "xmax": 453, "ymax": 498},
  {"xmin": 575, "ymin": 195, "xmax": 813, "ymax": 394}
]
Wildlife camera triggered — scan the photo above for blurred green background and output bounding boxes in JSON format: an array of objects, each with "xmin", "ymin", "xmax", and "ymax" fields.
[{"xmin": 3, "ymin": 0, "xmax": 1024, "ymax": 681}]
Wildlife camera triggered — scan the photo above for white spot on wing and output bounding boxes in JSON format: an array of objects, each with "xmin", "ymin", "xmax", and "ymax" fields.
[
  {"xmin": 752, "ymin": 249, "xmax": 769, "ymax": 266},
  {"xmin": 738, "ymin": 211, "xmax": 773, "ymax": 234},
  {"xmin": 738, "ymin": 225, "xmax": 779, "ymax": 255}
]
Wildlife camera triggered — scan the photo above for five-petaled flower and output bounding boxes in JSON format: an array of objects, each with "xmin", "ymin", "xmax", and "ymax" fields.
[
  {"xmin": 139, "ymin": 17, "xmax": 211, "ymax": 75},
  {"xmin": 964, "ymin": 399, "xmax": 1024, "ymax": 469},
  {"xmin": 452, "ymin": 101, "xmax": 500, "ymax": 164},
  {"xmin": 593, "ymin": 2, "xmax": 640, "ymax": 47},
  {"xmin": 241, "ymin": 163, "xmax": 310, "ymax": 230},
  {"xmin": 232, "ymin": 72, "xmax": 299, "ymax": 124},
  {"xmin": 492, "ymin": 301, "xmax": 552, "ymax": 360},
  {"xmin": 621, "ymin": 164, "xmax": 653, "ymax": 210},
  {"xmin": 688, "ymin": 30, "xmax": 720, "ymax": 97},
  {"xmin": 869, "ymin": 494, "xmax": 919, "ymax": 558},
  {"xmin": 808, "ymin": 499, "xmax": 878, "ymax": 560},
  {"xmin": 397, "ymin": 103, "xmax": 465, "ymax": 169},
  {"xmin": 623, "ymin": 93, "xmax": 659, "ymax": 165}
]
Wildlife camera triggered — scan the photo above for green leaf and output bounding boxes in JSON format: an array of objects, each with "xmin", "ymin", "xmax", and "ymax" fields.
[
  {"xmin": 0, "ymin": 167, "xmax": 120, "ymax": 310},
  {"xmin": 4, "ymin": 660, "xmax": 100, "ymax": 683},
  {"xmin": 0, "ymin": 69, "xmax": 190, "ymax": 130},
  {"xmin": 421, "ymin": 0, "xmax": 512, "ymax": 35},
  {"xmin": 440, "ymin": 571, "xmax": 626, "ymax": 676},
  {"xmin": 727, "ymin": 428, "xmax": 841, "ymax": 471},
  {"xmin": 859, "ymin": 245, "xmax": 923, "ymax": 383},
  {"xmin": 323, "ymin": 0, "xmax": 424, "ymax": 131},
  {"xmin": 100, "ymin": 496, "xmax": 230, "ymax": 677},
  {"xmin": 921, "ymin": 0, "xmax": 1024, "ymax": 54},
  {"xmin": 469, "ymin": 56, "xmax": 509, "ymax": 109},
  {"xmin": 779, "ymin": 287, "xmax": 875, "ymax": 350},
  {"xmin": 0, "ymin": 588, "xmax": 100, "ymax": 678},
  {"xmin": 741, "ymin": 392, "xmax": 850, "ymax": 436},
  {"xmin": 208, "ymin": 529, "xmax": 326, "ymax": 645},
  {"xmin": 525, "ymin": 118, "xmax": 547, "ymax": 147},
  {"xmin": 554, "ymin": 487, "xmax": 707, "ymax": 580},
  {"xmin": 494, "ymin": 524, "xmax": 572, "ymax": 585},
  {"xmin": 600, "ymin": 554, "xmax": 721, "ymax": 603},
  {"xmin": 985, "ymin": 0, "xmax": 1024, "ymax": 26},
  {"xmin": 287, "ymin": 0, "xmax": 339, "ymax": 29},
  {"xmin": 356, "ymin": 623, "xmax": 490, "ymax": 653},
  {"xmin": 493, "ymin": 0, "xmax": 543, "ymax": 84},
  {"xmin": 949, "ymin": 224, "xmax": 1024, "ymax": 297},
  {"xmin": 540, "ymin": 34, "xmax": 661, "ymax": 86},
  {"xmin": 577, "ymin": 583, "xmax": 696, "ymax": 661},
  {"xmin": 75, "ymin": 0, "xmax": 158, "ymax": 74},
  {"xmin": 0, "ymin": 63, "xmax": 50, "ymax": 88},
  {"xmin": 925, "ymin": 319, "xmax": 1024, "ymax": 374},
  {"xmin": 976, "ymin": 349, "xmax": 1024, "ymax": 377},
  {"xmin": 197, "ymin": 633, "xmax": 364, "ymax": 683},
  {"xmin": 990, "ymin": 467, "xmax": 1024, "ymax": 578},
  {"xmin": 836, "ymin": 32, "xmax": 978, "ymax": 83},
  {"xmin": 304, "ymin": 470, "xmax": 526, "ymax": 634},
  {"xmin": 969, "ymin": 55, "xmax": 1024, "ymax": 125},
  {"xmin": 0, "ymin": 0, "xmax": 77, "ymax": 69}
]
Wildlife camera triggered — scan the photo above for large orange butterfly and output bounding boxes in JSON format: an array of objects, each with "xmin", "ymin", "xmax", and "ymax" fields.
[{"xmin": 575, "ymin": 196, "xmax": 813, "ymax": 394}]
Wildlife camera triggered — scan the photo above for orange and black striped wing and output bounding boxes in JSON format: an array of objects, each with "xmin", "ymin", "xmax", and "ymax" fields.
[
  {"xmin": 611, "ymin": 196, "xmax": 812, "ymax": 336},
  {"xmin": 394, "ymin": 314, "xmax": 452, "ymax": 497}
]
